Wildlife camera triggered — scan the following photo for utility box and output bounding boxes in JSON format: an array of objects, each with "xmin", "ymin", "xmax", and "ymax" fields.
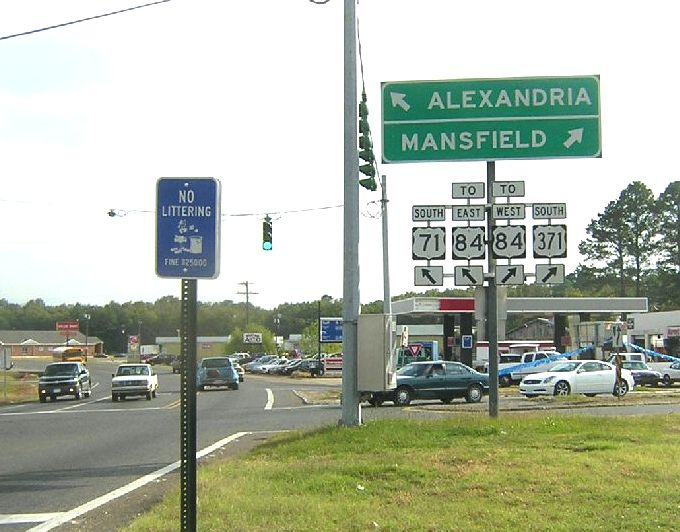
[{"xmin": 358, "ymin": 314, "xmax": 398, "ymax": 392}]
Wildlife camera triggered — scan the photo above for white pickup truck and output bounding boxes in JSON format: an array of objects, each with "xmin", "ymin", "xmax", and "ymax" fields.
[
  {"xmin": 484, "ymin": 350, "xmax": 569, "ymax": 386},
  {"xmin": 111, "ymin": 363, "xmax": 159, "ymax": 401}
]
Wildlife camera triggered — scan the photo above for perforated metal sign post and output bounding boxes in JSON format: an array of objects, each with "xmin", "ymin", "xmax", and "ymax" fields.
[{"xmin": 180, "ymin": 279, "xmax": 197, "ymax": 532}]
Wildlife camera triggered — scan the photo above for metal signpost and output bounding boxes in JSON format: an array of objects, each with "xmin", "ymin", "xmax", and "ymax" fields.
[
  {"xmin": 156, "ymin": 177, "xmax": 221, "ymax": 532},
  {"xmin": 382, "ymin": 75, "xmax": 601, "ymax": 162}
]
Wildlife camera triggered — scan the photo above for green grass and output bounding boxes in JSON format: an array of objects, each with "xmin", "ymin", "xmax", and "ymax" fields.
[
  {"xmin": 0, "ymin": 372, "xmax": 38, "ymax": 404},
  {"xmin": 126, "ymin": 414, "xmax": 680, "ymax": 531}
]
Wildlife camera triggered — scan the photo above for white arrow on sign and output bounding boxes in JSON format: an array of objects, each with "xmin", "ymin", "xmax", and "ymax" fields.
[
  {"xmin": 564, "ymin": 128, "xmax": 584, "ymax": 148},
  {"xmin": 390, "ymin": 92, "xmax": 410, "ymax": 112}
]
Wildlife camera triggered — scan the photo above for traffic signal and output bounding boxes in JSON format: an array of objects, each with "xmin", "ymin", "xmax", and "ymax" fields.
[
  {"xmin": 262, "ymin": 216, "xmax": 272, "ymax": 251},
  {"xmin": 358, "ymin": 90, "xmax": 377, "ymax": 191}
]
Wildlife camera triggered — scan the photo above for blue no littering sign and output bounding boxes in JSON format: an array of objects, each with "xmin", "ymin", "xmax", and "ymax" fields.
[{"xmin": 156, "ymin": 177, "xmax": 221, "ymax": 279}]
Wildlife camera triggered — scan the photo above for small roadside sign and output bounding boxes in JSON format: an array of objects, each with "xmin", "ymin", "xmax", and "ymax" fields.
[
  {"xmin": 461, "ymin": 335, "xmax": 473, "ymax": 349},
  {"xmin": 454, "ymin": 265, "xmax": 484, "ymax": 286},
  {"xmin": 412, "ymin": 205, "xmax": 447, "ymax": 222},
  {"xmin": 534, "ymin": 264, "xmax": 565, "ymax": 284},
  {"xmin": 492, "ymin": 181, "xmax": 525, "ymax": 197},
  {"xmin": 414, "ymin": 266, "xmax": 444, "ymax": 286},
  {"xmin": 533, "ymin": 224, "xmax": 567, "ymax": 258},
  {"xmin": 532, "ymin": 203, "xmax": 567, "ymax": 219},
  {"xmin": 452, "ymin": 227, "xmax": 486, "ymax": 260},
  {"xmin": 320, "ymin": 318, "xmax": 343, "ymax": 343},
  {"xmin": 491, "ymin": 225, "xmax": 526, "ymax": 259},
  {"xmin": 452, "ymin": 182, "xmax": 485, "ymax": 199},
  {"xmin": 156, "ymin": 177, "xmax": 221, "ymax": 279},
  {"xmin": 491, "ymin": 204, "xmax": 526, "ymax": 220},
  {"xmin": 495, "ymin": 264, "xmax": 525, "ymax": 285},
  {"xmin": 412, "ymin": 227, "xmax": 446, "ymax": 260},
  {"xmin": 452, "ymin": 205, "xmax": 486, "ymax": 221}
]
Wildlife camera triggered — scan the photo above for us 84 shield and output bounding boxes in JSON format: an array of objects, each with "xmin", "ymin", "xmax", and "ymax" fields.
[
  {"xmin": 452, "ymin": 226, "xmax": 486, "ymax": 260},
  {"xmin": 412, "ymin": 226, "xmax": 446, "ymax": 260},
  {"xmin": 491, "ymin": 225, "xmax": 526, "ymax": 259}
]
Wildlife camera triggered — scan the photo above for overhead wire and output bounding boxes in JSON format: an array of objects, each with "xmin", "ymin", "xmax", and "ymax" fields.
[{"xmin": 0, "ymin": 0, "xmax": 173, "ymax": 41}]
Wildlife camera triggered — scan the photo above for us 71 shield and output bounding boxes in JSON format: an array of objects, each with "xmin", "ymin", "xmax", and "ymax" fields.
[{"xmin": 412, "ymin": 227, "xmax": 446, "ymax": 260}]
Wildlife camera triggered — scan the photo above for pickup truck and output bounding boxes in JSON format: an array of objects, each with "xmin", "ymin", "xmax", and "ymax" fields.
[
  {"xmin": 484, "ymin": 350, "xmax": 569, "ymax": 386},
  {"xmin": 111, "ymin": 363, "xmax": 159, "ymax": 401}
]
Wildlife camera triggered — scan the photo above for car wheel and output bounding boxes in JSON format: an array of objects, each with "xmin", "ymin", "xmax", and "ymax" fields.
[
  {"xmin": 146, "ymin": 392, "xmax": 152, "ymax": 400},
  {"xmin": 198, "ymin": 385, "xmax": 205, "ymax": 391},
  {"xmin": 39, "ymin": 395, "xmax": 46, "ymax": 403},
  {"xmin": 440, "ymin": 397, "xmax": 453, "ymax": 404},
  {"xmin": 232, "ymin": 383, "xmax": 239, "ymax": 390},
  {"xmin": 394, "ymin": 386, "xmax": 413, "ymax": 406},
  {"xmin": 524, "ymin": 394, "xmax": 537, "ymax": 398},
  {"xmin": 74, "ymin": 387, "xmax": 82, "ymax": 400},
  {"xmin": 663, "ymin": 374, "xmax": 672, "ymax": 387},
  {"xmin": 613, "ymin": 380, "xmax": 629, "ymax": 397},
  {"xmin": 584, "ymin": 393, "xmax": 597, "ymax": 397},
  {"xmin": 553, "ymin": 381, "xmax": 571, "ymax": 396},
  {"xmin": 152, "ymin": 389, "xmax": 157, "ymax": 398},
  {"xmin": 499, "ymin": 375, "xmax": 512, "ymax": 387},
  {"xmin": 50, "ymin": 395, "xmax": 57, "ymax": 402},
  {"xmin": 465, "ymin": 384, "xmax": 483, "ymax": 403}
]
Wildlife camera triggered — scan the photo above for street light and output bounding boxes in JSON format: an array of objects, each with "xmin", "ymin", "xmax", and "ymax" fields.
[{"xmin": 83, "ymin": 313, "xmax": 90, "ymax": 359}]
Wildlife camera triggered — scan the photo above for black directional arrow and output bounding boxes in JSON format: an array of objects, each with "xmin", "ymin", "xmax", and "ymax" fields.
[
  {"xmin": 421, "ymin": 268, "xmax": 437, "ymax": 284},
  {"xmin": 501, "ymin": 266, "xmax": 517, "ymax": 284},
  {"xmin": 462, "ymin": 268, "xmax": 477, "ymax": 284},
  {"xmin": 541, "ymin": 266, "xmax": 558, "ymax": 283}
]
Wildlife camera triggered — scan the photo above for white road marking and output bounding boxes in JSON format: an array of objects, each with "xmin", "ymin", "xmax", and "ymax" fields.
[
  {"xmin": 264, "ymin": 388, "xmax": 274, "ymax": 410},
  {"xmin": 25, "ymin": 431, "xmax": 293, "ymax": 532},
  {"xmin": 0, "ymin": 513, "xmax": 64, "ymax": 525}
]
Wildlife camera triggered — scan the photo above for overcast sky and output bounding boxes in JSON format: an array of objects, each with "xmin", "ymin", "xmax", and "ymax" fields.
[{"xmin": 0, "ymin": 1, "xmax": 677, "ymax": 310}]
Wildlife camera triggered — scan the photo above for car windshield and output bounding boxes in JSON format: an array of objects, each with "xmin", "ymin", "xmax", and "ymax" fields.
[
  {"xmin": 117, "ymin": 365, "xmax": 150, "ymax": 376},
  {"xmin": 44, "ymin": 364, "xmax": 79, "ymax": 376},
  {"xmin": 202, "ymin": 358, "xmax": 231, "ymax": 368},
  {"xmin": 623, "ymin": 361, "xmax": 646, "ymax": 370},
  {"xmin": 397, "ymin": 364, "xmax": 429, "ymax": 377},
  {"xmin": 550, "ymin": 361, "xmax": 582, "ymax": 372}
]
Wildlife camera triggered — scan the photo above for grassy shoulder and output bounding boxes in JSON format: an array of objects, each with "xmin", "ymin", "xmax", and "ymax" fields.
[
  {"xmin": 0, "ymin": 371, "xmax": 38, "ymax": 405},
  {"xmin": 126, "ymin": 413, "xmax": 680, "ymax": 531}
]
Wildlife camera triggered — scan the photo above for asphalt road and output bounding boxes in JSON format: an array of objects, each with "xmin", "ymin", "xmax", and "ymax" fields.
[{"xmin": 3, "ymin": 358, "xmax": 680, "ymax": 532}]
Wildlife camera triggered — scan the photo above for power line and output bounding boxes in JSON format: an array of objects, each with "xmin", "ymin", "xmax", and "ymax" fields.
[{"xmin": 0, "ymin": 0, "xmax": 173, "ymax": 41}]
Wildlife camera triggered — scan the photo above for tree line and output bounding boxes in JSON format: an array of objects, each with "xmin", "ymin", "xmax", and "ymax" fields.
[{"xmin": 1, "ymin": 181, "xmax": 677, "ymax": 353}]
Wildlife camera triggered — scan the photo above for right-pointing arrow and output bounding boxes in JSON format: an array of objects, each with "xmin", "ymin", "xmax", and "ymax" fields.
[
  {"xmin": 563, "ymin": 128, "xmax": 584, "ymax": 148},
  {"xmin": 501, "ymin": 266, "xmax": 517, "ymax": 284},
  {"xmin": 541, "ymin": 266, "xmax": 558, "ymax": 283}
]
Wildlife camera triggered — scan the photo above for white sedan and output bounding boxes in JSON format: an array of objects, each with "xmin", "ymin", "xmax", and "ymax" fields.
[{"xmin": 519, "ymin": 360, "xmax": 635, "ymax": 398}]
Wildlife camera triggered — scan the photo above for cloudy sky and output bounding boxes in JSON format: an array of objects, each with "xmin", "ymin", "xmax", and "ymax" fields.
[{"xmin": 0, "ymin": 0, "xmax": 676, "ymax": 309}]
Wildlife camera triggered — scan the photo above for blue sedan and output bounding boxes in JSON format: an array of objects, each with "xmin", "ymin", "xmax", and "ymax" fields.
[{"xmin": 370, "ymin": 360, "xmax": 490, "ymax": 406}]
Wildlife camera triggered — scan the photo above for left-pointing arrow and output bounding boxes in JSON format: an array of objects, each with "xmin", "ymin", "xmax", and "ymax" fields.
[
  {"xmin": 390, "ymin": 92, "xmax": 410, "ymax": 112},
  {"xmin": 462, "ymin": 268, "xmax": 477, "ymax": 284},
  {"xmin": 422, "ymin": 268, "xmax": 436, "ymax": 284}
]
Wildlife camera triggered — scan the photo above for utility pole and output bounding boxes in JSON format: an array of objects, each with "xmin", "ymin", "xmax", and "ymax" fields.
[{"xmin": 237, "ymin": 281, "xmax": 258, "ymax": 329}]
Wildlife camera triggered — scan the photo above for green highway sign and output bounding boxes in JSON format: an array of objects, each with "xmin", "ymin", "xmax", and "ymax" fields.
[{"xmin": 382, "ymin": 75, "xmax": 600, "ymax": 162}]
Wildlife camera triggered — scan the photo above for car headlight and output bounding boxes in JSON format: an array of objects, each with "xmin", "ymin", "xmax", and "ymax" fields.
[
  {"xmin": 112, "ymin": 382, "xmax": 121, "ymax": 388},
  {"xmin": 543, "ymin": 376, "xmax": 556, "ymax": 384}
]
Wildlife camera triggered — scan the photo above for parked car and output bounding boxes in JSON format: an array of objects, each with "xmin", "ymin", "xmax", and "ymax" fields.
[
  {"xmin": 228, "ymin": 358, "xmax": 245, "ymax": 382},
  {"xmin": 197, "ymin": 357, "xmax": 239, "ymax": 390},
  {"xmin": 38, "ymin": 362, "xmax": 92, "ymax": 402},
  {"xmin": 369, "ymin": 361, "xmax": 490, "ymax": 407},
  {"xmin": 298, "ymin": 357, "xmax": 325, "ymax": 377},
  {"xmin": 621, "ymin": 360, "xmax": 662, "ymax": 387},
  {"xmin": 659, "ymin": 361, "xmax": 680, "ymax": 387},
  {"xmin": 519, "ymin": 360, "xmax": 635, "ymax": 398},
  {"xmin": 244, "ymin": 355, "xmax": 278, "ymax": 372},
  {"xmin": 257, "ymin": 358, "xmax": 289, "ymax": 374},
  {"xmin": 111, "ymin": 363, "xmax": 159, "ymax": 401},
  {"xmin": 271, "ymin": 358, "xmax": 303, "ymax": 376},
  {"xmin": 149, "ymin": 354, "xmax": 174, "ymax": 366}
]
